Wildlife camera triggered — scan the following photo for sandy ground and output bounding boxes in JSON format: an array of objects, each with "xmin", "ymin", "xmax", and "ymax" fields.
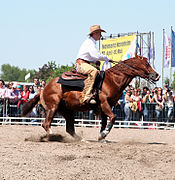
[{"xmin": 0, "ymin": 125, "xmax": 175, "ymax": 180}]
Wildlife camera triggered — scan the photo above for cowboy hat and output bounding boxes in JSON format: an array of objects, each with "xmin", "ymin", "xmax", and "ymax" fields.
[{"xmin": 89, "ymin": 25, "xmax": 106, "ymax": 35}]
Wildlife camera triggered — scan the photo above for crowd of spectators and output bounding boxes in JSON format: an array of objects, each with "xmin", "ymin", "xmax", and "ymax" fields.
[
  {"xmin": 1, "ymin": 78, "xmax": 175, "ymax": 125},
  {"xmin": 114, "ymin": 84, "xmax": 175, "ymax": 126},
  {"xmin": 0, "ymin": 78, "xmax": 46, "ymax": 120}
]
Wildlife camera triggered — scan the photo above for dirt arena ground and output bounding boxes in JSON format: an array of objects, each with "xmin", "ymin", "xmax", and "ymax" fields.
[{"xmin": 0, "ymin": 125, "xmax": 175, "ymax": 180}]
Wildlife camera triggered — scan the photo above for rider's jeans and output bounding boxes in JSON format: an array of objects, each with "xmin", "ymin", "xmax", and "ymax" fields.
[{"xmin": 76, "ymin": 62, "xmax": 98, "ymax": 103}]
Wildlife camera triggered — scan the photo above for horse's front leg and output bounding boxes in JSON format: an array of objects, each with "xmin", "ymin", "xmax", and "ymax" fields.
[
  {"xmin": 98, "ymin": 98, "xmax": 116, "ymax": 141},
  {"xmin": 100, "ymin": 111, "xmax": 107, "ymax": 133}
]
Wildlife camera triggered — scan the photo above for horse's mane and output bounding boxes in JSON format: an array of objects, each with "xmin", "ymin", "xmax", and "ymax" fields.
[{"xmin": 106, "ymin": 57, "xmax": 136, "ymax": 74}]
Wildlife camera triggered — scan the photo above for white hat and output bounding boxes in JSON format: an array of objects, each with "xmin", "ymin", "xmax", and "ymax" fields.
[{"xmin": 12, "ymin": 84, "xmax": 17, "ymax": 89}]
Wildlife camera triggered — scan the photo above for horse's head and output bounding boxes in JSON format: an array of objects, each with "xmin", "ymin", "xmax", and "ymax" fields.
[{"xmin": 125, "ymin": 55, "xmax": 160, "ymax": 83}]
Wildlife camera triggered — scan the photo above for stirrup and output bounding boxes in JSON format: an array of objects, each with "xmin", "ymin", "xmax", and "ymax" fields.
[
  {"xmin": 89, "ymin": 99, "xmax": 96, "ymax": 104},
  {"xmin": 84, "ymin": 98, "xmax": 96, "ymax": 104}
]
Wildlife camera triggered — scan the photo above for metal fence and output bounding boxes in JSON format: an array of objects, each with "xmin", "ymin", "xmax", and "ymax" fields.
[
  {"xmin": 1, "ymin": 117, "xmax": 175, "ymax": 130},
  {"xmin": 1, "ymin": 98, "xmax": 175, "ymax": 130}
]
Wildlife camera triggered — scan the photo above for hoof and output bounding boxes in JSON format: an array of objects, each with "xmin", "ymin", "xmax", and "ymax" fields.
[
  {"xmin": 46, "ymin": 128, "xmax": 53, "ymax": 136},
  {"xmin": 98, "ymin": 132, "xmax": 106, "ymax": 141},
  {"xmin": 99, "ymin": 139, "xmax": 108, "ymax": 143},
  {"xmin": 98, "ymin": 130, "xmax": 109, "ymax": 141},
  {"xmin": 49, "ymin": 128, "xmax": 53, "ymax": 134},
  {"xmin": 73, "ymin": 134, "xmax": 82, "ymax": 141},
  {"xmin": 81, "ymin": 138, "xmax": 89, "ymax": 143},
  {"xmin": 98, "ymin": 134, "xmax": 103, "ymax": 141}
]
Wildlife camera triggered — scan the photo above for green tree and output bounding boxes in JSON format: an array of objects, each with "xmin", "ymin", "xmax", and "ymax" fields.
[
  {"xmin": 0, "ymin": 61, "xmax": 75, "ymax": 83},
  {"xmin": 171, "ymin": 73, "xmax": 175, "ymax": 90},
  {"xmin": 33, "ymin": 61, "xmax": 58, "ymax": 81},
  {"xmin": 46, "ymin": 63, "xmax": 74, "ymax": 82},
  {"xmin": 164, "ymin": 77, "xmax": 169, "ymax": 86},
  {"xmin": 1, "ymin": 64, "xmax": 28, "ymax": 82}
]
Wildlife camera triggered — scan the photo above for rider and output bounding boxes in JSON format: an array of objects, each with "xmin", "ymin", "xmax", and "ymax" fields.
[{"xmin": 76, "ymin": 25, "xmax": 113, "ymax": 104}]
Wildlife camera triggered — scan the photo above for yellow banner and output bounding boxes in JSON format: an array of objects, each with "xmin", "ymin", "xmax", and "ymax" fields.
[{"xmin": 100, "ymin": 35, "xmax": 136, "ymax": 70}]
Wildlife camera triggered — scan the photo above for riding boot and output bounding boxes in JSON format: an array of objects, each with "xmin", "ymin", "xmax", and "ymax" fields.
[{"xmin": 82, "ymin": 96, "xmax": 96, "ymax": 104}]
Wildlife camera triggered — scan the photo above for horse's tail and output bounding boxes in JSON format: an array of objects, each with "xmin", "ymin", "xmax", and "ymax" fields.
[{"xmin": 22, "ymin": 93, "xmax": 40, "ymax": 116}]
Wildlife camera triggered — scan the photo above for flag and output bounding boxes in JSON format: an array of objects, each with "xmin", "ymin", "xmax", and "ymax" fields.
[
  {"xmin": 150, "ymin": 47, "xmax": 155, "ymax": 68},
  {"xmin": 150, "ymin": 33, "xmax": 155, "ymax": 69},
  {"xmin": 122, "ymin": 35, "xmax": 137, "ymax": 60},
  {"xmin": 164, "ymin": 33, "xmax": 171, "ymax": 68},
  {"xmin": 135, "ymin": 42, "xmax": 140, "ymax": 55},
  {"xmin": 171, "ymin": 29, "xmax": 175, "ymax": 67}
]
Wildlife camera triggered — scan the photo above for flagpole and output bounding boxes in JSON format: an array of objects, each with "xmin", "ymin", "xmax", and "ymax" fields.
[
  {"xmin": 152, "ymin": 32, "xmax": 155, "ymax": 68},
  {"xmin": 162, "ymin": 29, "xmax": 165, "ymax": 88},
  {"xmin": 170, "ymin": 26, "xmax": 173, "ymax": 86}
]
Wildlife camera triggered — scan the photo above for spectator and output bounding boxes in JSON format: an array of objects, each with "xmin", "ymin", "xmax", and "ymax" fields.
[
  {"xmin": 89, "ymin": 110, "xmax": 95, "ymax": 120},
  {"xmin": 124, "ymin": 89, "xmax": 133, "ymax": 126},
  {"xmin": 17, "ymin": 84, "xmax": 22, "ymax": 93},
  {"xmin": 154, "ymin": 87, "xmax": 164, "ymax": 122},
  {"xmin": 8, "ymin": 84, "xmax": 21, "ymax": 117},
  {"xmin": 41, "ymin": 80, "xmax": 46, "ymax": 89},
  {"xmin": 151, "ymin": 87, "xmax": 158, "ymax": 118},
  {"xmin": 0, "ymin": 79, "xmax": 7, "ymax": 98},
  {"xmin": 142, "ymin": 89, "xmax": 154, "ymax": 122},
  {"xmin": 34, "ymin": 85, "xmax": 46, "ymax": 118},
  {"xmin": 142, "ymin": 86, "xmax": 149, "ymax": 98},
  {"xmin": 5, "ymin": 82, "xmax": 14, "ymax": 117},
  {"xmin": 115, "ymin": 92, "xmax": 125, "ymax": 121},
  {"xmin": 0, "ymin": 79, "xmax": 7, "ymax": 117},
  {"xmin": 20, "ymin": 85, "xmax": 29, "ymax": 103},
  {"xmin": 112, "ymin": 100, "xmax": 122, "ymax": 121},
  {"xmin": 17, "ymin": 85, "xmax": 29, "ymax": 115},
  {"xmin": 33, "ymin": 78, "xmax": 40, "ymax": 93},
  {"xmin": 128, "ymin": 85, "xmax": 134, "ymax": 90},
  {"xmin": 27, "ymin": 85, "xmax": 38, "ymax": 123},
  {"xmin": 29, "ymin": 86, "xmax": 36, "ymax": 99},
  {"xmin": 132, "ymin": 88, "xmax": 142, "ymax": 121},
  {"xmin": 6, "ymin": 82, "xmax": 13, "ymax": 94},
  {"xmin": 164, "ymin": 87, "xmax": 174, "ymax": 123},
  {"xmin": 153, "ymin": 87, "xmax": 158, "ymax": 96},
  {"xmin": 130, "ymin": 87, "xmax": 135, "ymax": 96}
]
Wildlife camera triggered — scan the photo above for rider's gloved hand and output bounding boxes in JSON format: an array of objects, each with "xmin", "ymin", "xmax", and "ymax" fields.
[
  {"xmin": 109, "ymin": 59, "xmax": 114, "ymax": 63},
  {"xmin": 95, "ymin": 60, "xmax": 101, "ymax": 66}
]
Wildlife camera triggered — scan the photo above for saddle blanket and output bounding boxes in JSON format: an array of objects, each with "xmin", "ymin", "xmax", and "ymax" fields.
[{"xmin": 57, "ymin": 77, "xmax": 84, "ymax": 89}]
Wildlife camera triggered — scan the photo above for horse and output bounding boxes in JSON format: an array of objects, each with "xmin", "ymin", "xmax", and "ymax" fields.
[{"xmin": 22, "ymin": 55, "xmax": 160, "ymax": 140}]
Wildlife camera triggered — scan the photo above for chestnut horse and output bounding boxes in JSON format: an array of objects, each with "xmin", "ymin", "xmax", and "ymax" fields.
[{"xmin": 22, "ymin": 55, "xmax": 160, "ymax": 140}]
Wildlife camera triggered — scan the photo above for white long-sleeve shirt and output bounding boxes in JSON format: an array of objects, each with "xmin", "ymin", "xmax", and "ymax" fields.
[
  {"xmin": 0, "ymin": 86, "xmax": 7, "ymax": 98},
  {"xmin": 76, "ymin": 37, "xmax": 110, "ymax": 63}
]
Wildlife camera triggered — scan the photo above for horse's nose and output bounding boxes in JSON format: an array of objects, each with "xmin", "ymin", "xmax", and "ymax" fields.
[{"xmin": 155, "ymin": 73, "xmax": 160, "ymax": 81}]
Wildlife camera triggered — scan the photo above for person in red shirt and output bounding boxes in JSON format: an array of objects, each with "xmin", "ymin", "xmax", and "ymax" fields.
[
  {"xmin": 21, "ymin": 85, "xmax": 29, "ymax": 103},
  {"xmin": 17, "ymin": 85, "xmax": 29, "ymax": 112}
]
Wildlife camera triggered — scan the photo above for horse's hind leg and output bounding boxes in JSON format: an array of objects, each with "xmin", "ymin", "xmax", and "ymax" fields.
[
  {"xmin": 60, "ymin": 107, "xmax": 82, "ymax": 140},
  {"xmin": 60, "ymin": 108, "xmax": 76, "ymax": 137}
]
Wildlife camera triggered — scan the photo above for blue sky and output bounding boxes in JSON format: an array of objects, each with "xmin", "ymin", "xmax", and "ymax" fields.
[{"xmin": 0, "ymin": 0, "xmax": 174, "ymax": 86}]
